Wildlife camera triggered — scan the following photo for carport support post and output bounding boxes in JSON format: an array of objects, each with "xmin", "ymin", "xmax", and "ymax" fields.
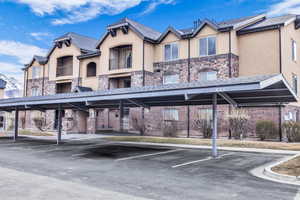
[
  {"xmin": 57, "ymin": 104, "xmax": 62, "ymax": 145},
  {"xmin": 212, "ymin": 93, "xmax": 218, "ymax": 158},
  {"xmin": 119, "ymin": 100, "xmax": 124, "ymax": 132},
  {"xmin": 14, "ymin": 107, "xmax": 19, "ymax": 141}
]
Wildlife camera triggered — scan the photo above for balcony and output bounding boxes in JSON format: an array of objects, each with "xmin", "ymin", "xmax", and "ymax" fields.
[
  {"xmin": 56, "ymin": 56, "xmax": 73, "ymax": 77},
  {"xmin": 109, "ymin": 45, "xmax": 132, "ymax": 70}
]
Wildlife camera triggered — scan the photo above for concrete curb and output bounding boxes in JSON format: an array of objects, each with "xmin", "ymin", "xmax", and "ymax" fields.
[{"xmin": 263, "ymin": 154, "xmax": 300, "ymax": 184}]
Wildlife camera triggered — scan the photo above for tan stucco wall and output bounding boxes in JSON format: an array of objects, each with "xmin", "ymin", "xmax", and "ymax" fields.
[
  {"xmin": 27, "ymin": 60, "xmax": 47, "ymax": 80},
  {"xmin": 280, "ymin": 23, "xmax": 300, "ymax": 106},
  {"xmin": 98, "ymin": 29, "xmax": 144, "ymax": 75},
  {"xmin": 79, "ymin": 56, "xmax": 100, "ymax": 90},
  {"xmin": 190, "ymin": 26, "xmax": 230, "ymax": 58},
  {"xmin": 238, "ymin": 29, "xmax": 280, "ymax": 76},
  {"xmin": 48, "ymin": 43, "xmax": 81, "ymax": 81},
  {"xmin": 154, "ymin": 32, "xmax": 188, "ymax": 62}
]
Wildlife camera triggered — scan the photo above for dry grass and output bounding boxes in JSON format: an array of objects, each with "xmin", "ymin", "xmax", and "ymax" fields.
[
  {"xmin": 106, "ymin": 136, "xmax": 300, "ymax": 151},
  {"xmin": 19, "ymin": 130, "xmax": 54, "ymax": 136},
  {"xmin": 0, "ymin": 130, "xmax": 53, "ymax": 137},
  {"xmin": 272, "ymin": 156, "xmax": 300, "ymax": 177}
]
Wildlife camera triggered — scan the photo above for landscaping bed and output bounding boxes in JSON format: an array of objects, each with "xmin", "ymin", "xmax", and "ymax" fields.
[
  {"xmin": 272, "ymin": 156, "xmax": 300, "ymax": 177},
  {"xmin": 106, "ymin": 136, "xmax": 300, "ymax": 151}
]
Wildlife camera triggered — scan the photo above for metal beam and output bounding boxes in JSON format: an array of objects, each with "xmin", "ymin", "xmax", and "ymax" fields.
[
  {"xmin": 57, "ymin": 104, "xmax": 62, "ymax": 145},
  {"xmin": 14, "ymin": 107, "xmax": 19, "ymax": 142},
  {"xmin": 126, "ymin": 99, "xmax": 150, "ymax": 109},
  {"xmin": 212, "ymin": 93, "xmax": 218, "ymax": 158},
  {"xmin": 218, "ymin": 92, "xmax": 237, "ymax": 107},
  {"xmin": 24, "ymin": 105, "xmax": 46, "ymax": 112},
  {"xmin": 67, "ymin": 103, "xmax": 89, "ymax": 113},
  {"xmin": 184, "ymin": 93, "xmax": 199, "ymax": 101}
]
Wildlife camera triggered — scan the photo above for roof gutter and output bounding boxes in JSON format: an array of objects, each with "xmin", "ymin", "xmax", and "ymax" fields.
[{"xmin": 237, "ymin": 24, "xmax": 284, "ymax": 35}]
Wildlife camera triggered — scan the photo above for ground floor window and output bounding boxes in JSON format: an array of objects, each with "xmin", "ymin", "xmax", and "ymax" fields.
[{"xmin": 163, "ymin": 109, "xmax": 179, "ymax": 121}]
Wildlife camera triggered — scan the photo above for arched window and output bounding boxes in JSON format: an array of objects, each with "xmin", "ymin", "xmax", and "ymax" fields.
[{"xmin": 87, "ymin": 62, "xmax": 97, "ymax": 77}]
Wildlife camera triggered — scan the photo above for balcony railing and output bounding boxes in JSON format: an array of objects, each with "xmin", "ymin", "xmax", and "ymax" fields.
[
  {"xmin": 109, "ymin": 57, "xmax": 132, "ymax": 70},
  {"xmin": 56, "ymin": 65, "xmax": 73, "ymax": 77}
]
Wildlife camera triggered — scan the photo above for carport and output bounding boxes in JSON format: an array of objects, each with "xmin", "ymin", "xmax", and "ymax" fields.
[{"xmin": 0, "ymin": 74, "xmax": 297, "ymax": 157}]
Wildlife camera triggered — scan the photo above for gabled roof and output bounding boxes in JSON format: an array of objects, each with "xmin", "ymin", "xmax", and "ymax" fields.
[
  {"xmin": 54, "ymin": 32, "xmax": 98, "ymax": 52},
  {"xmin": 24, "ymin": 55, "xmax": 47, "ymax": 70},
  {"xmin": 0, "ymin": 79, "xmax": 6, "ymax": 89},
  {"xmin": 97, "ymin": 18, "xmax": 161, "ymax": 47},
  {"xmin": 238, "ymin": 14, "xmax": 298, "ymax": 35},
  {"xmin": 218, "ymin": 14, "xmax": 266, "ymax": 30}
]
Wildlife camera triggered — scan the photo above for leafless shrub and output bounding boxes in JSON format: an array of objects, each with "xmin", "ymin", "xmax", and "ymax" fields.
[
  {"xmin": 193, "ymin": 118, "xmax": 212, "ymax": 138},
  {"xmin": 226, "ymin": 109, "xmax": 250, "ymax": 140},
  {"xmin": 131, "ymin": 116, "xmax": 146, "ymax": 136},
  {"xmin": 282, "ymin": 121, "xmax": 300, "ymax": 142},
  {"xmin": 161, "ymin": 121, "xmax": 178, "ymax": 137}
]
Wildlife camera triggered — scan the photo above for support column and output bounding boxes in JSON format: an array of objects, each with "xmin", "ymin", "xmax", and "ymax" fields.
[
  {"xmin": 212, "ymin": 93, "xmax": 218, "ymax": 158},
  {"xmin": 87, "ymin": 109, "xmax": 97, "ymax": 134},
  {"xmin": 14, "ymin": 107, "xmax": 19, "ymax": 141},
  {"xmin": 57, "ymin": 104, "xmax": 62, "ymax": 145},
  {"xmin": 119, "ymin": 100, "xmax": 124, "ymax": 132}
]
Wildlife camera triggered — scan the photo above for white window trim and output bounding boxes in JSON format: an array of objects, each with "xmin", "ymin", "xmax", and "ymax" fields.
[
  {"xmin": 163, "ymin": 74, "xmax": 179, "ymax": 85},
  {"xmin": 199, "ymin": 36, "xmax": 217, "ymax": 57},
  {"xmin": 164, "ymin": 43, "xmax": 179, "ymax": 61},
  {"xmin": 163, "ymin": 108, "xmax": 179, "ymax": 121}
]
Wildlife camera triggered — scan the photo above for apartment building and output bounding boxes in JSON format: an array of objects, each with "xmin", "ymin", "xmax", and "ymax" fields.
[
  {"xmin": 22, "ymin": 14, "xmax": 300, "ymax": 139},
  {"xmin": 0, "ymin": 79, "xmax": 6, "ymax": 130}
]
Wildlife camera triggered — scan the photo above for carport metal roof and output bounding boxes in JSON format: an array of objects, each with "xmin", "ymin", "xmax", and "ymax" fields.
[{"xmin": 0, "ymin": 74, "xmax": 297, "ymax": 111}]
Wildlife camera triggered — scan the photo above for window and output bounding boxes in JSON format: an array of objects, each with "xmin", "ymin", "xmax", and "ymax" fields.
[
  {"xmin": 32, "ymin": 66, "xmax": 41, "ymax": 79},
  {"xmin": 163, "ymin": 109, "xmax": 179, "ymax": 121},
  {"xmin": 198, "ymin": 108, "xmax": 213, "ymax": 124},
  {"xmin": 164, "ymin": 43, "xmax": 178, "ymax": 61},
  {"xmin": 31, "ymin": 88, "xmax": 39, "ymax": 96},
  {"xmin": 109, "ymin": 45, "xmax": 132, "ymax": 70},
  {"xmin": 199, "ymin": 71, "xmax": 217, "ymax": 81},
  {"xmin": 293, "ymin": 74, "xmax": 298, "ymax": 94},
  {"xmin": 292, "ymin": 40, "xmax": 297, "ymax": 61},
  {"xmin": 56, "ymin": 56, "xmax": 73, "ymax": 77},
  {"xmin": 200, "ymin": 37, "xmax": 216, "ymax": 56},
  {"xmin": 163, "ymin": 74, "xmax": 179, "ymax": 85},
  {"xmin": 86, "ymin": 62, "xmax": 97, "ymax": 77}
]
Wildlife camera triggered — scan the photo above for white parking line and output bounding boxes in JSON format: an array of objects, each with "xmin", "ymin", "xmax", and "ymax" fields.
[
  {"xmin": 172, "ymin": 157, "xmax": 213, "ymax": 168},
  {"xmin": 172, "ymin": 153, "xmax": 235, "ymax": 168},
  {"xmin": 116, "ymin": 149, "xmax": 183, "ymax": 161}
]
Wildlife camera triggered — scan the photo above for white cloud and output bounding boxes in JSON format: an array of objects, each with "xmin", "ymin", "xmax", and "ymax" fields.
[
  {"xmin": 0, "ymin": 40, "xmax": 47, "ymax": 64},
  {"xmin": 9, "ymin": 0, "xmax": 176, "ymax": 25},
  {"xmin": 141, "ymin": 0, "xmax": 176, "ymax": 15},
  {"xmin": 30, "ymin": 32, "xmax": 51, "ymax": 40},
  {"xmin": 268, "ymin": 0, "xmax": 300, "ymax": 16},
  {"xmin": 0, "ymin": 62, "xmax": 24, "ymax": 84}
]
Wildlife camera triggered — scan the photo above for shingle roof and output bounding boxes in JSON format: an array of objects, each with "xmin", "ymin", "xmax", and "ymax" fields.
[
  {"xmin": 218, "ymin": 14, "xmax": 264, "ymax": 28},
  {"xmin": 55, "ymin": 32, "xmax": 98, "ymax": 52},
  {"xmin": 0, "ymin": 79, "xmax": 6, "ymax": 89},
  {"xmin": 107, "ymin": 18, "xmax": 161, "ymax": 41},
  {"xmin": 238, "ymin": 14, "xmax": 297, "ymax": 34}
]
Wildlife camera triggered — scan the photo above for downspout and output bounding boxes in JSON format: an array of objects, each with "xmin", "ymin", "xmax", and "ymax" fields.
[
  {"xmin": 141, "ymin": 40, "xmax": 145, "ymax": 135},
  {"xmin": 77, "ymin": 58, "xmax": 81, "ymax": 87},
  {"xmin": 278, "ymin": 26, "xmax": 283, "ymax": 142},
  {"xmin": 228, "ymin": 31, "xmax": 232, "ymax": 139},
  {"xmin": 42, "ymin": 64, "xmax": 45, "ymax": 96},
  {"xmin": 187, "ymin": 38, "xmax": 191, "ymax": 138},
  {"xmin": 23, "ymin": 69, "xmax": 27, "ymax": 97},
  {"xmin": 26, "ymin": 68, "xmax": 29, "ymax": 97}
]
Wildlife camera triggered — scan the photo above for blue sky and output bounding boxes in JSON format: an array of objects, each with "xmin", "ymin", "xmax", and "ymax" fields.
[{"xmin": 0, "ymin": 0, "xmax": 299, "ymax": 83}]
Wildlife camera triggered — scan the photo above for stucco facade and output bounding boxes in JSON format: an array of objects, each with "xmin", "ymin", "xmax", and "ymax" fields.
[{"xmin": 21, "ymin": 14, "xmax": 300, "ymax": 140}]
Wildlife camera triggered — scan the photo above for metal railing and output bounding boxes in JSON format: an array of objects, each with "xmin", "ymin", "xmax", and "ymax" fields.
[{"xmin": 109, "ymin": 58, "xmax": 132, "ymax": 70}]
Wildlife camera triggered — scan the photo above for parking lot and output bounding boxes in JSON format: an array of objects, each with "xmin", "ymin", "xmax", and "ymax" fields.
[{"xmin": 0, "ymin": 136, "xmax": 298, "ymax": 200}]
